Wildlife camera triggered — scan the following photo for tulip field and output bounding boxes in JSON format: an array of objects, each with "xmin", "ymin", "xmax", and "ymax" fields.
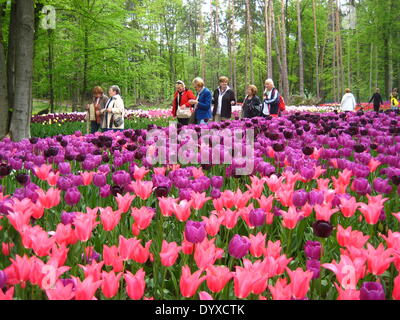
[{"xmin": 1, "ymin": 109, "xmax": 400, "ymax": 300}]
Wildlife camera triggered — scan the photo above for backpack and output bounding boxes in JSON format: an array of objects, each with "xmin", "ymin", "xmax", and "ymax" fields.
[{"xmin": 278, "ymin": 95, "xmax": 286, "ymax": 111}]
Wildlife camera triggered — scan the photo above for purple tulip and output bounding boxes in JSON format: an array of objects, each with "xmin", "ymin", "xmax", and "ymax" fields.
[
  {"xmin": 61, "ymin": 211, "xmax": 76, "ymax": 225},
  {"xmin": 306, "ymin": 259, "xmax": 320, "ymax": 279},
  {"xmin": 211, "ymin": 176, "xmax": 223, "ymax": 189},
  {"xmin": 100, "ymin": 184, "xmax": 111, "ymax": 198},
  {"xmin": 373, "ymin": 178, "xmax": 392, "ymax": 194},
  {"xmin": 112, "ymin": 170, "xmax": 131, "ymax": 187},
  {"xmin": 64, "ymin": 187, "xmax": 81, "ymax": 206},
  {"xmin": 304, "ymin": 241, "xmax": 321, "ymax": 260},
  {"xmin": 360, "ymin": 282, "xmax": 385, "ymax": 300},
  {"xmin": 93, "ymin": 173, "xmax": 107, "ymax": 187},
  {"xmin": 308, "ymin": 190, "xmax": 324, "ymax": 205},
  {"xmin": 300, "ymin": 166, "xmax": 315, "ymax": 180},
  {"xmin": 292, "ymin": 189, "xmax": 309, "ymax": 207},
  {"xmin": 0, "ymin": 270, "xmax": 7, "ymax": 289},
  {"xmin": 184, "ymin": 220, "xmax": 206, "ymax": 244},
  {"xmin": 210, "ymin": 188, "xmax": 221, "ymax": 199},
  {"xmin": 59, "ymin": 278, "xmax": 77, "ymax": 291},
  {"xmin": 179, "ymin": 188, "xmax": 192, "ymax": 201},
  {"xmin": 312, "ymin": 220, "xmax": 333, "ymax": 238},
  {"xmin": 249, "ymin": 208, "xmax": 266, "ymax": 227},
  {"xmin": 228, "ymin": 234, "xmax": 251, "ymax": 259},
  {"xmin": 57, "ymin": 176, "xmax": 73, "ymax": 191},
  {"xmin": 352, "ymin": 178, "xmax": 371, "ymax": 195},
  {"xmin": 58, "ymin": 162, "xmax": 71, "ymax": 175}
]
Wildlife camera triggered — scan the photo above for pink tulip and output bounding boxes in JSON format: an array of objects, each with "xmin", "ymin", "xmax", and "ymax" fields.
[
  {"xmin": 173, "ymin": 200, "xmax": 192, "ymax": 222},
  {"xmin": 100, "ymin": 207, "xmax": 122, "ymax": 231},
  {"xmin": 33, "ymin": 164, "xmax": 53, "ymax": 180},
  {"xmin": 158, "ymin": 197, "xmax": 177, "ymax": 217},
  {"xmin": 160, "ymin": 240, "xmax": 181, "ymax": 267},
  {"xmin": 194, "ymin": 238, "xmax": 223, "ymax": 270},
  {"xmin": 115, "ymin": 193, "xmax": 135, "ymax": 213},
  {"xmin": 249, "ymin": 232, "xmax": 266, "ymax": 258},
  {"xmin": 133, "ymin": 165, "xmax": 149, "ymax": 181},
  {"xmin": 190, "ymin": 192, "xmax": 211, "ymax": 210},
  {"xmin": 72, "ymin": 275, "xmax": 102, "ymax": 300},
  {"xmin": 129, "ymin": 180, "xmax": 153, "ymax": 200},
  {"xmin": 199, "ymin": 291, "xmax": 213, "ymax": 300},
  {"xmin": 202, "ymin": 214, "xmax": 223, "ymax": 237},
  {"xmin": 280, "ymin": 207, "xmax": 303, "ymax": 229},
  {"xmin": 124, "ymin": 269, "xmax": 146, "ymax": 300},
  {"xmin": 131, "ymin": 207, "xmax": 155, "ymax": 231},
  {"xmin": 286, "ymin": 267, "xmax": 313, "ymax": 299},
  {"xmin": 205, "ymin": 265, "xmax": 232, "ymax": 293},
  {"xmin": 36, "ymin": 188, "xmax": 61, "ymax": 209},
  {"xmin": 337, "ymin": 225, "xmax": 369, "ymax": 248},
  {"xmin": 366, "ymin": 243, "xmax": 394, "ymax": 276},
  {"xmin": 179, "ymin": 265, "xmax": 206, "ymax": 298},
  {"xmin": 46, "ymin": 281, "xmax": 75, "ymax": 300},
  {"xmin": 101, "ymin": 271, "xmax": 122, "ymax": 298}
]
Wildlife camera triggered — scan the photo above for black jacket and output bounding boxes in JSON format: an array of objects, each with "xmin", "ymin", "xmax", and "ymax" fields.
[
  {"xmin": 263, "ymin": 88, "xmax": 280, "ymax": 115},
  {"xmin": 369, "ymin": 93, "xmax": 383, "ymax": 106},
  {"xmin": 212, "ymin": 88, "xmax": 236, "ymax": 118},
  {"xmin": 241, "ymin": 95, "xmax": 262, "ymax": 118}
]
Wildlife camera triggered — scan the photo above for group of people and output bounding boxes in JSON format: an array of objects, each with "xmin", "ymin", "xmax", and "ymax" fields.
[
  {"xmin": 86, "ymin": 85, "xmax": 125, "ymax": 134},
  {"xmin": 86, "ymin": 79, "xmax": 399, "ymax": 134},
  {"xmin": 340, "ymin": 87, "xmax": 399, "ymax": 113},
  {"xmin": 171, "ymin": 77, "xmax": 283, "ymax": 125}
]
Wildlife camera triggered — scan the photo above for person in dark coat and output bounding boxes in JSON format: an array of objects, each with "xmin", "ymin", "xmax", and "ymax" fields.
[
  {"xmin": 212, "ymin": 76, "xmax": 236, "ymax": 122},
  {"xmin": 262, "ymin": 79, "xmax": 280, "ymax": 117},
  {"xmin": 241, "ymin": 85, "xmax": 262, "ymax": 119},
  {"xmin": 369, "ymin": 88, "xmax": 384, "ymax": 114}
]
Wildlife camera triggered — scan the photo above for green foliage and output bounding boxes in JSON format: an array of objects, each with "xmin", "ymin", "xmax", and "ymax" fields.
[{"xmin": 10, "ymin": 0, "xmax": 398, "ymax": 107}]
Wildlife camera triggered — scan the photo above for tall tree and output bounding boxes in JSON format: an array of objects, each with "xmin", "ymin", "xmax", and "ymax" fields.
[
  {"xmin": 312, "ymin": 0, "xmax": 320, "ymax": 99},
  {"xmin": 297, "ymin": 0, "xmax": 304, "ymax": 96},
  {"xmin": 278, "ymin": 0, "xmax": 290, "ymax": 103},
  {"xmin": 0, "ymin": 1, "xmax": 8, "ymax": 138},
  {"xmin": 9, "ymin": 0, "xmax": 35, "ymax": 141},
  {"xmin": 264, "ymin": 0, "xmax": 272, "ymax": 79}
]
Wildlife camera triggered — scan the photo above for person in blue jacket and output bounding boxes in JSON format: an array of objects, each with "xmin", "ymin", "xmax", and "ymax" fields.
[{"xmin": 188, "ymin": 77, "xmax": 212, "ymax": 124}]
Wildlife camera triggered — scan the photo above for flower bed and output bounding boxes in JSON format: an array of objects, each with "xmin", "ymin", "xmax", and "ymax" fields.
[{"xmin": 0, "ymin": 110, "xmax": 399, "ymax": 300}]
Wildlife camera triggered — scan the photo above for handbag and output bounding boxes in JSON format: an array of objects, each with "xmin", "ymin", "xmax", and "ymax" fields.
[
  {"xmin": 113, "ymin": 116, "xmax": 124, "ymax": 127},
  {"xmin": 176, "ymin": 105, "xmax": 193, "ymax": 119}
]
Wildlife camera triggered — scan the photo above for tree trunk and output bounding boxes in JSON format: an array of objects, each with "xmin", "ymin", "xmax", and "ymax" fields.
[
  {"xmin": 199, "ymin": 9, "xmax": 205, "ymax": 81},
  {"xmin": 245, "ymin": 0, "xmax": 254, "ymax": 85},
  {"xmin": 278, "ymin": 0, "xmax": 290, "ymax": 103},
  {"xmin": 271, "ymin": 3, "xmax": 283, "ymax": 92},
  {"xmin": 312, "ymin": 0, "xmax": 320, "ymax": 99},
  {"xmin": 331, "ymin": 0, "xmax": 337, "ymax": 102},
  {"xmin": 0, "ymin": 2, "xmax": 9, "ymax": 138},
  {"xmin": 297, "ymin": 0, "xmax": 304, "ymax": 96},
  {"xmin": 7, "ymin": 0, "xmax": 17, "ymax": 114},
  {"xmin": 48, "ymin": 29, "xmax": 55, "ymax": 114},
  {"xmin": 9, "ymin": 0, "xmax": 35, "ymax": 141},
  {"xmin": 264, "ymin": 0, "xmax": 272, "ymax": 79}
]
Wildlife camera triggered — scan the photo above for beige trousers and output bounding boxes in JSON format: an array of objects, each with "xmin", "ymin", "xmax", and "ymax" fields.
[{"xmin": 213, "ymin": 115, "xmax": 230, "ymax": 122}]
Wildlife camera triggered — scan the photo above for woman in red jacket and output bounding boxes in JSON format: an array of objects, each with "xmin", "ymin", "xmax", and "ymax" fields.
[{"xmin": 172, "ymin": 80, "xmax": 196, "ymax": 125}]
